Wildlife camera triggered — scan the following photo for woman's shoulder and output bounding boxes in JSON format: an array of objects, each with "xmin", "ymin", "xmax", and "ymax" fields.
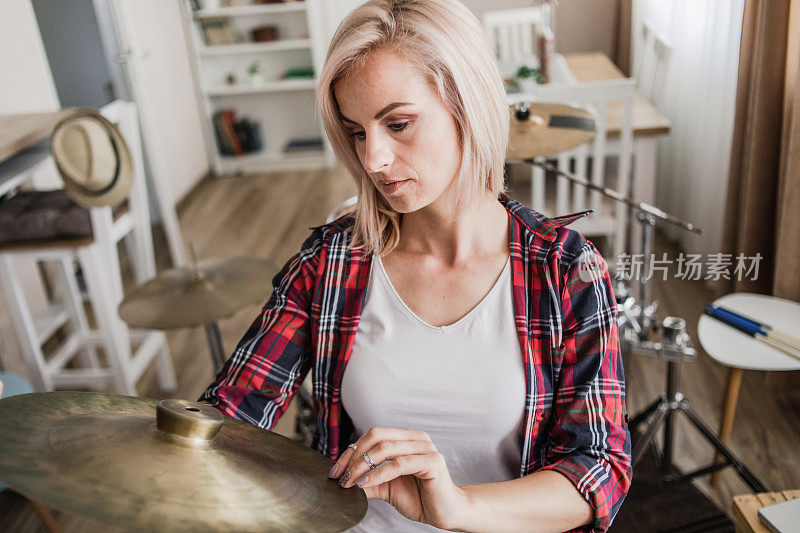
[
  {"xmin": 311, "ymin": 212, "xmax": 356, "ymax": 235},
  {"xmin": 502, "ymin": 196, "xmax": 594, "ymax": 256},
  {"xmin": 502, "ymin": 196, "xmax": 609, "ymax": 288},
  {"xmin": 299, "ymin": 213, "xmax": 356, "ymax": 254}
]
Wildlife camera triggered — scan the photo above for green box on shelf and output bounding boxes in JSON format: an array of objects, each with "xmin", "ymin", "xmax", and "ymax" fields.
[{"xmin": 283, "ymin": 67, "xmax": 315, "ymax": 79}]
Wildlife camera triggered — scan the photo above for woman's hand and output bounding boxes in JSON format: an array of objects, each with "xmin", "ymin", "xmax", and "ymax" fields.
[{"xmin": 329, "ymin": 427, "xmax": 469, "ymax": 530}]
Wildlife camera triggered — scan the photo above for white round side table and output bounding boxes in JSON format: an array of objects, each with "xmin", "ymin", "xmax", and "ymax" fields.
[{"xmin": 697, "ymin": 292, "xmax": 800, "ymax": 485}]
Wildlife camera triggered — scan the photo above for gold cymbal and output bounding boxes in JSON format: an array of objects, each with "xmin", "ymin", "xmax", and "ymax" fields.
[
  {"xmin": 119, "ymin": 256, "xmax": 276, "ymax": 329},
  {"xmin": 0, "ymin": 392, "xmax": 367, "ymax": 532},
  {"xmin": 507, "ymin": 102, "xmax": 596, "ymax": 159}
]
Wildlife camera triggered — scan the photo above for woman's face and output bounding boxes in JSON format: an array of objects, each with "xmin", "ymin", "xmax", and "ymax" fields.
[{"xmin": 333, "ymin": 50, "xmax": 462, "ymax": 214}]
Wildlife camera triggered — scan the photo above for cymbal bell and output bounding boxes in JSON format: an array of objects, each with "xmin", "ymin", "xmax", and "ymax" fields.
[
  {"xmin": 507, "ymin": 102, "xmax": 596, "ymax": 159},
  {"xmin": 119, "ymin": 256, "xmax": 276, "ymax": 329},
  {"xmin": 0, "ymin": 392, "xmax": 367, "ymax": 532}
]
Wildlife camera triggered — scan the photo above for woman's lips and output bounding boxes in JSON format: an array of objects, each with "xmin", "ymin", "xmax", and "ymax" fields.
[{"xmin": 378, "ymin": 179, "xmax": 409, "ymax": 194}]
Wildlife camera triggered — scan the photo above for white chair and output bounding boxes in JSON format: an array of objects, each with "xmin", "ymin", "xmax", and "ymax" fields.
[
  {"xmin": 508, "ymin": 78, "xmax": 636, "ymax": 263},
  {"xmin": 483, "ymin": 7, "xmax": 543, "ymax": 77},
  {"xmin": 634, "ymin": 21, "xmax": 673, "ymax": 107},
  {"xmin": 0, "ymin": 100, "xmax": 176, "ymax": 396}
]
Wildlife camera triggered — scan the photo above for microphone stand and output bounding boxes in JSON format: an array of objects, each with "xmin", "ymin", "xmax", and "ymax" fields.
[{"xmin": 513, "ymin": 156, "xmax": 767, "ymax": 491}]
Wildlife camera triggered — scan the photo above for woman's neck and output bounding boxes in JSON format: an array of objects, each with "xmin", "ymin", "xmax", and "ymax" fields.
[{"xmin": 395, "ymin": 191, "xmax": 509, "ymax": 266}]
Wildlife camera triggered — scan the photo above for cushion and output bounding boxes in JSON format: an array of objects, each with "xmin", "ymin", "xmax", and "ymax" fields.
[{"xmin": 0, "ymin": 189, "xmax": 92, "ymax": 245}]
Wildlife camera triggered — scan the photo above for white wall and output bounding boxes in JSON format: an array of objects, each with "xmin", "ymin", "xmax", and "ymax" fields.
[
  {"xmin": 553, "ymin": 0, "xmax": 619, "ymax": 59},
  {"xmin": 0, "ymin": 0, "xmax": 60, "ymax": 114},
  {"xmin": 324, "ymin": 0, "xmax": 619, "ymax": 61},
  {"xmin": 116, "ymin": 0, "xmax": 210, "ymax": 203}
]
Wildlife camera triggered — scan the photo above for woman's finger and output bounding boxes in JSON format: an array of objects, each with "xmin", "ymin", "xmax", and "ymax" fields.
[
  {"xmin": 331, "ymin": 427, "xmax": 431, "ymax": 482},
  {"xmin": 329, "ymin": 442, "xmax": 358, "ymax": 479},
  {"xmin": 355, "ymin": 452, "xmax": 447, "ymax": 489},
  {"xmin": 338, "ymin": 439, "xmax": 437, "ymax": 488}
]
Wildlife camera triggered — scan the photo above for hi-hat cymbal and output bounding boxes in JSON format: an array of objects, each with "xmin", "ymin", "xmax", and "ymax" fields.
[
  {"xmin": 0, "ymin": 392, "xmax": 367, "ymax": 532},
  {"xmin": 119, "ymin": 256, "xmax": 276, "ymax": 329},
  {"xmin": 507, "ymin": 102, "xmax": 596, "ymax": 159}
]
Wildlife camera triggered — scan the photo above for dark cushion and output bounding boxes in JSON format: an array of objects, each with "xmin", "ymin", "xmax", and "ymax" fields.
[{"xmin": 0, "ymin": 189, "xmax": 92, "ymax": 245}]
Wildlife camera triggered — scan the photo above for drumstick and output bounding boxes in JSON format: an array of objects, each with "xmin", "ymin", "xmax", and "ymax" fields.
[
  {"xmin": 707, "ymin": 304, "xmax": 800, "ymax": 353},
  {"xmin": 704, "ymin": 306, "xmax": 800, "ymax": 362}
]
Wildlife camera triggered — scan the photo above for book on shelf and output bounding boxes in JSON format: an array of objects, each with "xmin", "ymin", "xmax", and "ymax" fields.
[
  {"xmin": 283, "ymin": 137, "xmax": 322, "ymax": 153},
  {"xmin": 200, "ymin": 17, "xmax": 238, "ymax": 46},
  {"xmin": 212, "ymin": 109, "xmax": 262, "ymax": 157}
]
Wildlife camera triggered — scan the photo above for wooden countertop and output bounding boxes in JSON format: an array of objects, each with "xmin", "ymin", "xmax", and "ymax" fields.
[
  {"xmin": 563, "ymin": 52, "xmax": 671, "ymax": 137},
  {"xmin": 0, "ymin": 109, "xmax": 73, "ymax": 164}
]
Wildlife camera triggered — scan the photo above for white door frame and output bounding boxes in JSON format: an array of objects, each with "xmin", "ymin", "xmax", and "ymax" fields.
[{"xmin": 90, "ymin": 0, "xmax": 187, "ymax": 268}]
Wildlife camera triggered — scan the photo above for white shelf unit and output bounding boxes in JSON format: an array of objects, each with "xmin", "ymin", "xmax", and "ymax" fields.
[{"xmin": 182, "ymin": 0, "xmax": 335, "ymax": 175}]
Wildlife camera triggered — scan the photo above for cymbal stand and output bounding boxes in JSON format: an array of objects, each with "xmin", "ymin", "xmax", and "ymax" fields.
[
  {"xmin": 519, "ymin": 157, "xmax": 767, "ymax": 491},
  {"xmin": 189, "ymin": 244, "xmax": 226, "ymax": 370}
]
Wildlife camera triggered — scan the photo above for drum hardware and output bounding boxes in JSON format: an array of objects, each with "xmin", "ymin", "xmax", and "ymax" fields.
[
  {"xmin": 0, "ymin": 391, "xmax": 367, "ymax": 532},
  {"xmin": 118, "ymin": 247, "xmax": 277, "ymax": 370},
  {"xmin": 511, "ymin": 152, "xmax": 767, "ymax": 491}
]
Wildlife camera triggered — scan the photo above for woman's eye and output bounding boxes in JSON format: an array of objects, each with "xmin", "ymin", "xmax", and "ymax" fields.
[
  {"xmin": 388, "ymin": 122, "xmax": 410, "ymax": 133},
  {"xmin": 347, "ymin": 122, "xmax": 409, "ymax": 141}
]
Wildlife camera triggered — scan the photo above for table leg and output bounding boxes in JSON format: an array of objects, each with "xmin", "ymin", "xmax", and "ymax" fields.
[
  {"xmin": 711, "ymin": 367, "xmax": 744, "ymax": 487},
  {"xmin": 628, "ymin": 137, "xmax": 658, "ymax": 257}
]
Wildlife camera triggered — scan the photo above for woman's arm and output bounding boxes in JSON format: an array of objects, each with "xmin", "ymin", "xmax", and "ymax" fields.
[
  {"xmin": 459, "ymin": 471, "xmax": 592, "ymax": 532},
  {"xmin": 536, "ymin": 236, "xmax": 631, "ymax": 532},
  {"xmin": 330, "ymin": 428, "xmax": 592, "ymax": 532},
  {"xmin": 198, "ymin": 229, "xmax": 322, "ymax": 428},
  {"xmin": 332, "ymin": 429, "xmax": 592, "ymax": 532}
]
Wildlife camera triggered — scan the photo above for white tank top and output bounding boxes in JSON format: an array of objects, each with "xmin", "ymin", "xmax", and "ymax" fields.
[{"xmin": 341, "ymin": 254, "xmax": 525, "ymax": 532}]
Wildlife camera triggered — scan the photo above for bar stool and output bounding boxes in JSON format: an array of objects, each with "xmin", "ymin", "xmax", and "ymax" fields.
[{"xmin": 0, "ymin": 101, "xmax": 176, "ymax": 396}]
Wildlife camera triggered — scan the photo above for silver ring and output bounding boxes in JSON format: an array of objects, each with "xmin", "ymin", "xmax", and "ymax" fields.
[
  {"xmin": 348, "ymin": 443, "xmax": 358, "ymax": 452},
  {"xmin": 362, "ymin": 453, "xmax": 376, "ymax": 470}
]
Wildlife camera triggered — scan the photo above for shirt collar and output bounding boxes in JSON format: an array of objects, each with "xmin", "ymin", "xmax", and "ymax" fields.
[
  {"xmin": 317, "ymin": 194, "xmax": 594, "ymax": 242},
  {"xmin": 498, "ymin": 193, "xmax": 593, "ymax": 242}
]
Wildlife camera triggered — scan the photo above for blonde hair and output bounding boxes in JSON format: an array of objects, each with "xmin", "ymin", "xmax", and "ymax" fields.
[{"xmin": 316, "ymin": 0, "xmax": 509, "ymax": 254}]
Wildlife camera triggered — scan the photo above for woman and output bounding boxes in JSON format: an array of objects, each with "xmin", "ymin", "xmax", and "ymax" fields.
[{"xmin": 200, "ymin": 1, "xmax": 630, "ymax": 531}]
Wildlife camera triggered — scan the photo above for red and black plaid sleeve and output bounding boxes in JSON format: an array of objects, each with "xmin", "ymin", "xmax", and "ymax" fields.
[
  {"xmin": 198, "ymin": 229, "xmax": 322, "ymax": 429},
  {"xmin": 540, "ymin": 235, "xmax": 632, "ymax": 532}
]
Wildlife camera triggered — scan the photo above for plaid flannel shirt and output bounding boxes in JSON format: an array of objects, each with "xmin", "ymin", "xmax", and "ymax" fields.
[{"xmin": 200, "ymin": 194, "xmax": 631, "ymax": 532}]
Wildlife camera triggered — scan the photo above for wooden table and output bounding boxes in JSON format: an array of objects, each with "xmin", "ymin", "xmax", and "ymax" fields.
[
  {"xmin": 562, "ymin": 51, "xmax": 671, "ymax": 254},
  {"xmin": 698, "ymin": 293, "xmax": 800, "ymax": 487},
  {"xmin": 0, "ymin": 110, "xmax": 72, "ymax": 164},
  {"xmin": 0, "ymin": 109, "xmax": 73, "ymax": 197},
  {"xmin": 733, "ymin": 490, "xmax": 800, "ymax": 533}
]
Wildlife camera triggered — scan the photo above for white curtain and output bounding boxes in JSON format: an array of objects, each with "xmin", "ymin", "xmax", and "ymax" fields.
[{"xmin": 633, "ymin": 0, "xmax": 745, "ymax": 257}]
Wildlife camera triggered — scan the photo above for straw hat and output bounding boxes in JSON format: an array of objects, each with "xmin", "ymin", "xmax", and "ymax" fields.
[{"xmin": 50, "ymin": 108, "xmax": 133, "ymax": 208}]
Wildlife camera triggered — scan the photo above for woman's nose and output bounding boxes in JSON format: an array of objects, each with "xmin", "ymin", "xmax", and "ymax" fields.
[{"xmin": 361, "ymin": 132, "xmax": 394, "ymax": 174}]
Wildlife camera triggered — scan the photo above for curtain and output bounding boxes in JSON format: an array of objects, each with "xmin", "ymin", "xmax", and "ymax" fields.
[
  {"xmin": 722, "ymin": 0, "xmax": 800, "ymax": 300},
  {"xmin": 633, "ymin": 0, "xmax": 745, "ymax": 263}
]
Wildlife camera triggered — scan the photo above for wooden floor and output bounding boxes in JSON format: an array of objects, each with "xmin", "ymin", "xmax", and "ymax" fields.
[{"xmin": 2, "ymin": 165, "xmax": 798, "ymax": 531}]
